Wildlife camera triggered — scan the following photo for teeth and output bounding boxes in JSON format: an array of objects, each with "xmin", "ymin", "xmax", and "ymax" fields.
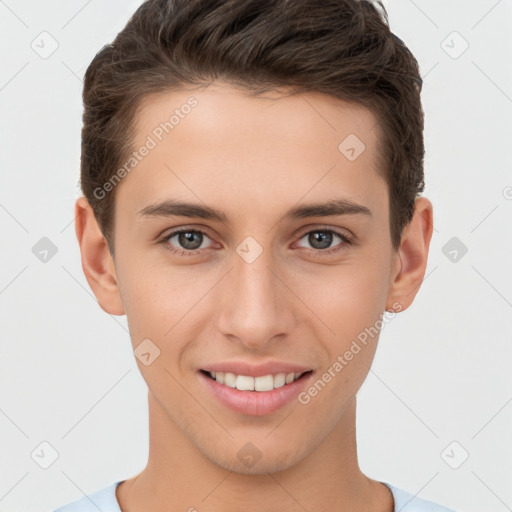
[
  {"xmin": 274, "ymin": 373, "xmax": 286, "ymax": 388},
  {"xmin": 255, "ymin": 375, "xmax": 273, "ymax": 391},
  {"xmin": 224, "ymin": 372, "xmax": 236, "ymax": 388},
  {"xmin": 236, "ymin": 375, "xmax": 255, "ymax": 391},
  {"xmin": 208, "ymin": 371, "xmax": 305, "ymax": 391}
]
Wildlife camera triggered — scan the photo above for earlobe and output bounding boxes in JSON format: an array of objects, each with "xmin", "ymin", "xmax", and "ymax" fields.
[
  {"xmin": 385, "ymin": 196, "xmax": 434, "ymax": 312},
  {"xmin": 74, "ymin": 196, "xmax": 125, "ymax": 316}
]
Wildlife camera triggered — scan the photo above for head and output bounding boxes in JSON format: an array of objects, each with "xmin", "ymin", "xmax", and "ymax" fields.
[{"xmin": 76, "ymin": 0, "xmax": 433, "ymax": 474}]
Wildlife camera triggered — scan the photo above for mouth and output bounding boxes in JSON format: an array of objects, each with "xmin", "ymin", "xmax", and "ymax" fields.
[
  {"xmin": 200, "ymin": 369, "xmax": 313, "ymax": 392},
  {"xmin": 198, "ymin": 367, "xmax": 315, "ymax": 416}
]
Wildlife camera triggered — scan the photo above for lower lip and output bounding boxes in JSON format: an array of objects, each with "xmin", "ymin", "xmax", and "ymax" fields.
[{"xmin": 198, "ymin": 370, "xmax": 314, "ymax": 416}]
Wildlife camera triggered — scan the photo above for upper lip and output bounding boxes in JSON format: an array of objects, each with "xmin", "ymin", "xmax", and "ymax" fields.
[{"xmin": 200, "ymin": 361, "xmax": 313, "ymax": 378}]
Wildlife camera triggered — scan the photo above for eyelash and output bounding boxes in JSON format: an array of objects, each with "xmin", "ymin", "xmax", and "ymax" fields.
[{"xmin": 158, "ymin": 227, "xmax": 355, "ymax": 257}]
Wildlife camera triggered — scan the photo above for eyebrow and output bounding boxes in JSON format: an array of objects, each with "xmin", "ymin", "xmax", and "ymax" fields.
[{"xmin": 137, "ymin": 198, "xmax": 372, "ymax": 223}]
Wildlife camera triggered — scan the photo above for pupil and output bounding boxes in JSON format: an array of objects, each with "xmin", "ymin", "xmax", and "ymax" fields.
[
  {"xmin": 310, "ymin": 231, "xmax": 332, "ymax": 249},
  {"xmin": 179, "ymin": 231, "xmax": 202, "ymax": 250}
]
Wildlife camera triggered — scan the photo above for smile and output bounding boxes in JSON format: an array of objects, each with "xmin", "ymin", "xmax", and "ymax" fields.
[
  {"xmin": 199, "ymin": 368, "xmax": 315, "ymax": 415},
  {"xmin": 202, "ymin": 370, "xmax": 311, "ymax": 391}
]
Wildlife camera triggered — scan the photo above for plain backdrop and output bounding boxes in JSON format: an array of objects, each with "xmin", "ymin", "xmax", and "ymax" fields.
[{"xmin": 1, "ymin": 1, "xmax": 511, "ymax": 511}]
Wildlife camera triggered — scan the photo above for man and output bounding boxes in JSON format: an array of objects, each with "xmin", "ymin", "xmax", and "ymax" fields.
[{"xmin": 54, "ymin": 0, "xmax": 456, "ymax": 510}]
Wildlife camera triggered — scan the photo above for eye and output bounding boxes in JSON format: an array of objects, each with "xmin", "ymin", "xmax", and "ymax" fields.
[
  {"xmin": 295, "ymin": 228, "xmax": 354, "ymax": 255},
  {"xmin": 159, "ymin": 228, "xmax": 213, "ymax": 256},
  {"xmin": 158, "ymin": 227, "xmax": 355, "ymax": 257}
]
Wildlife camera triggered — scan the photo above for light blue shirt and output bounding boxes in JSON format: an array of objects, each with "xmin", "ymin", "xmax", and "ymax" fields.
[{"xmin": 52, "ymin": 480, "xmax": 457, "ymax": 511}]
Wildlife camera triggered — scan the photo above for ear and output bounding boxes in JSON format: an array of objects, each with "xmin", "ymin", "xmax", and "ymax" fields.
[
  {"xmin": 385, "ymin": 196, "xmax": 434, "ymax": 312},
  {"xmin": 74, "ymin": 196, "xmax": 125, "ymax": 316}
]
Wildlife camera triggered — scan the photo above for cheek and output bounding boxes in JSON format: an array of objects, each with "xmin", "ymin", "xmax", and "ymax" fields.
[
  {"xmin": 116, "ymin": 234, "xmax": 391, "ymax": 354},
  {"xmin": 116, "ymin": 257, "xmax": 215, "ymax": 362},
  {"xmin": 298, "ymin": 274, "xmax": 385, "ymax": 413},
  {"xmin": 301, "ymin": 256, "xmax": 390, "ymax": 334},
  {"xmin": 295, "ymin": 255, "xmax": 390, "ymax": 396},
  {"xmin": 116, "ymin": 249, "xmax": 183, "ymax": 319}
]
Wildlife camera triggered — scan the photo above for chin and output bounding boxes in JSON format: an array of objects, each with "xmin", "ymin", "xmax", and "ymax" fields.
[
  {"xmin": 214, "ymin": 455, "xmax": 296, "ymax": 476},
  {"xmin": 202, "ymin": 441, "xmax": 306, "ymax": 476}
]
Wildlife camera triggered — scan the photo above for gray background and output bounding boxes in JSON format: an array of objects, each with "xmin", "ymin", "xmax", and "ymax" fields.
[{"xmin": 1, "ymin": 1, "xmax": 511, "ymax": 511}]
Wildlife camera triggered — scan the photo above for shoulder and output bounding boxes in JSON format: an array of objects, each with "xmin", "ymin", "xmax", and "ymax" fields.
[
  {"xmin": 52, "ymin": 479, "xmax": 458, "ymax": 512},
  {"xmin": 383, "ymin": 482, "xmax": 458, "ymax": 512},
  {"xmin": 51, "ymin": 481, "xmax": 123, "ymax": 512}
]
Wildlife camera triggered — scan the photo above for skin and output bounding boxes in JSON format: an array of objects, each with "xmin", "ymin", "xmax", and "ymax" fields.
[{"xmin": 75, "ymin": 81, "xmax": 433, "ymax": 512}]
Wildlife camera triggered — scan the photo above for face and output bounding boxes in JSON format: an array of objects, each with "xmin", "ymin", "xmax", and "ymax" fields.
[{"xmin": 110, "ymin": 81, "xmax": 401, "ymax": 474}]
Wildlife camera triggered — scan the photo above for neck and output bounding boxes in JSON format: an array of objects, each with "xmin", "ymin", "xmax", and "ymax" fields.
[{"xmin": 116, "ymin": 393, "xmax": 393, "ymax": 512}]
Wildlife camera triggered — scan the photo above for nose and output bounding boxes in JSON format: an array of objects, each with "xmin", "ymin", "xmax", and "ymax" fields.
[{"xmin": 215, "ymin": 247, "xmax": 296, "ymax": 351}]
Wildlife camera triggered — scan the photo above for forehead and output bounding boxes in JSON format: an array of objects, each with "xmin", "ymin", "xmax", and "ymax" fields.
[
  {"xmin": 134, "ymin": 82, "xmax": 380, "ymax": 152},
  {"xmin": 117, "ymin": 82, "xmax": 386, "ymax": 220}
]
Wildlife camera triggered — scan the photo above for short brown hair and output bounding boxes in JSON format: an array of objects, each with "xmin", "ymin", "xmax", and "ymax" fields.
[{"xmin": 80, "ymin": 0, "xmax": 424, "ymax": 253}]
